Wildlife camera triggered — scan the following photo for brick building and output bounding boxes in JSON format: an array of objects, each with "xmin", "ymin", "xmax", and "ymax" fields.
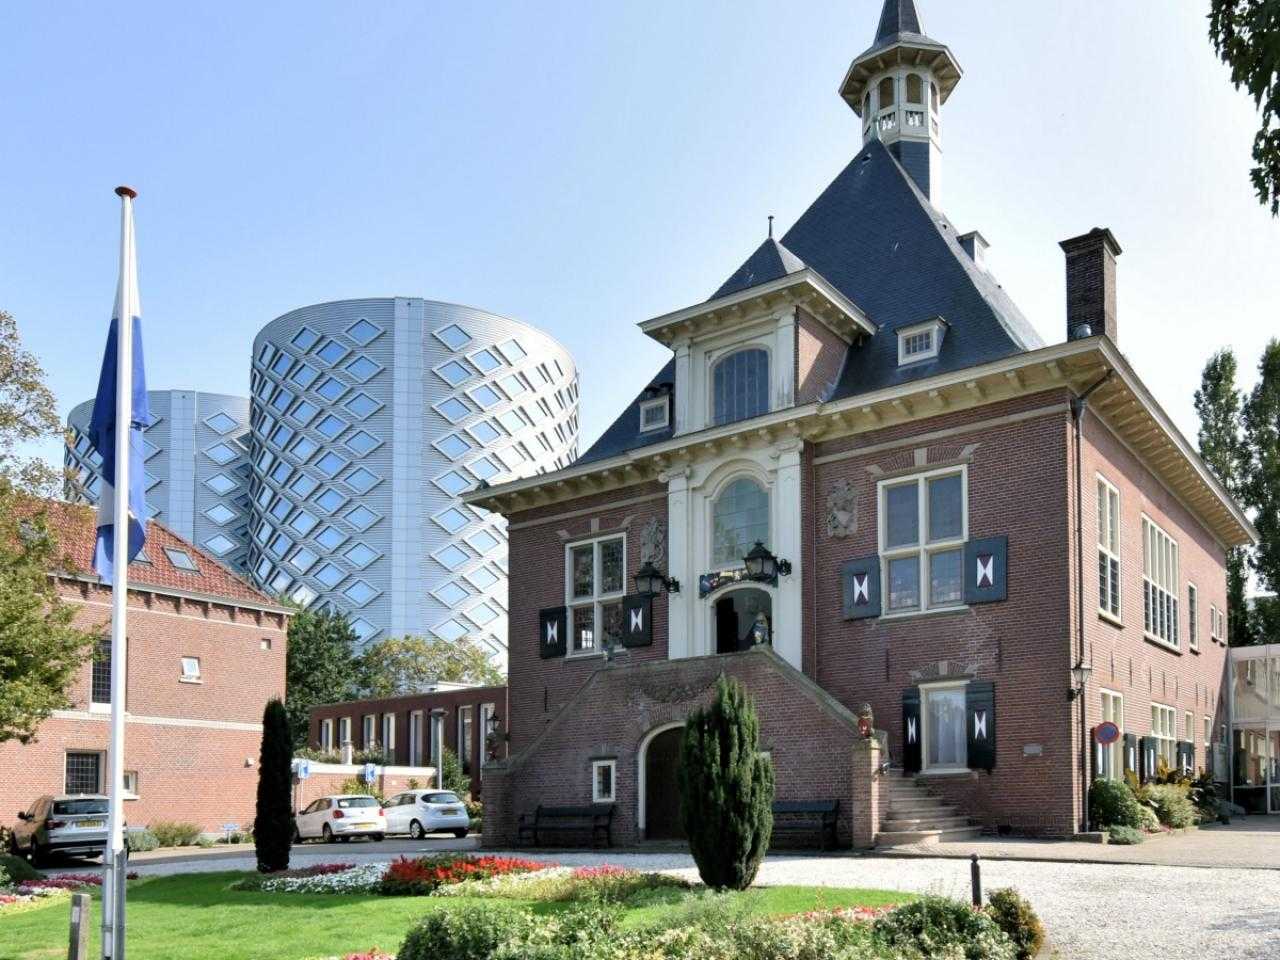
[
  {"xmin": 0, "ymin": 502, "xmax": 289, "ymax": 834},
  {"xmin": 308, "ymin": 684, "xmax": 507, "ymax": 797},
  {"xmin": 465, "ymin": 0, "xmax": 1256, "ymax": 846}
]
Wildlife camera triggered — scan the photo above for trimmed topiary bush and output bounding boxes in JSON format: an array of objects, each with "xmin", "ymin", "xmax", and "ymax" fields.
[
  {"xmin": 985, "ymin": 888, "xmax": 1045, "ymax": 960},
  {"xmin": 1106, "ymin": 825, "xmax": 1145, "ymax": 845},
  {"xmin": 254, "ymin": 697, "xmax": 293, "ymax": 873},
  {"xmin": 873, "ymin": 896, "xmax": 1017, "ymax": 960},
  {"xmin": 1088, "ymin": 778, "xmax": 1145, "ymax": 829},
  {"xmin": 0, "ymin": 852, "xmax": 40, "ymax": 883},
  {"xmin": 1146, "ymin": 783, "xmax": 1197, "ymax": 828},
  {"xmin": 677, "ymin": 675, "xmax": 774, "ymax": 891}
]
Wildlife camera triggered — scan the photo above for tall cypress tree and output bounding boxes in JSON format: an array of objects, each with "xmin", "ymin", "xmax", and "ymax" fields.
[
  {"xmin": 254, "ymin": 698, "xmax": 293, "ymax": 873},
  {"xmin": 1245, "ymin": 339, "xmax": 1280, "ymax": 607},
  {"xmin": 1194, "ymin": 349, "xmax": 1255, "ymax": 644},
  {"xmin": 677, "ymin": 675, "xmax": 774, "ymax": 890}
]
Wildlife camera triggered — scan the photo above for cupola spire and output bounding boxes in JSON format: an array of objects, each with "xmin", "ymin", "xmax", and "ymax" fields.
[{"xmin": 839, "ymin": 0, "xmax": 961, "ymax": 204}]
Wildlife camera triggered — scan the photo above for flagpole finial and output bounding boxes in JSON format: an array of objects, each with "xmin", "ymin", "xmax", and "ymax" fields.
[{"xmin": 114, "ymin": 186, "xmax": 137, "ymax": 199}]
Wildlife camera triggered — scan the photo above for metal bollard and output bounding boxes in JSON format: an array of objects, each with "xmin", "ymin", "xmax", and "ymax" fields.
[
  {"xmin": 68, "ymin": 891, "xmax": 89, "ymax": 960},
  {"xmin": 969, "ymin": 853, "xmax": 982, "ymax": 907}
]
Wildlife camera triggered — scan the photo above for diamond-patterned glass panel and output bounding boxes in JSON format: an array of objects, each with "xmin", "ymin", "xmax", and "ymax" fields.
[
  {"xmin": 344, "ymin": 356, "xmax": 380, "ymax": 381},
  {"xmin": 291, "ymin": 435, "xmax": 319, "ymax": 461},
  {"xmin": 434, "ymin": 471, "xmax": 470, "ymax": 496},
  {"xmin": 466, "ymin": 566, "xmax": 499, "ymax": 590},
  {"xmin": 467, "ymin": 458, "xmax": 500, "ymax": 481},
  {"xmin": 204, "ymin": 534, "xmax": 237, "ymax": 556},
  {"xmin": 289, "ymin": 364, "xmax": 319, "ymax": 389},
  {"xmin": 467, "ymin": 421, "xmax": 501, "ymax": 444},
  {"xmin": 467, "ymin": 602, "xmax": 499, "ymax": 626},
  {"xmin": 316, "ymin": 377, "xmax": 346, "ymax": 401},
  {"xmin": 350, "ymin": 618, "xmax": 377, "ymax": 641},
  {"xmin": 434, "ymin": 582, "xmax": 469, "ymax": 606},
  {"xmin": 343, "ymin": 579, "xmax": 378, "ymax": 605},
  {"xmin": 467, "ymin": 529, "xmax": 500, "ymax": 554},
  {"xmin": 344, "ymin": 430, "xmax": 379, "ymax": 456},
  {"xmin": 435, "ymin": 544, "xmax": 470, "ymax": 570},
  {"xmin": 470, "ymin": 384, "xmax": 501, "ymax": 409},
  {"xmin": 434, "ymin": 324, "xmax": 471, "ymax": 350},
  {"xmin": 205, "ymin": 411, "xmax": 239, "ymax": 434},
  {"xmin": 469, "ymin": 349, "xmax": 501, "ymax": 373},
  {"xmin": 436, "ymin": 361, "xmax": 470, "ymax": 387},
  {"xmin": 433, "ymin": 508, "xmax": 470, "ymax": 534},
  {"xmin": 288, "ymin": 547, "xmax": 319, "ymax": 572},
  {"xmin": 314, "ymin": 526, "xmax": 346, "ymax": 551},
  {"xmin": 345, "ymin": 505, "xmax": 378, "ymax": 531},
  {"xmin": 346, "ymin": 319, "xmax": 382, "ymax": 345},
  {"xmin": 291, "ymin": 327, "xmax": 321, "ymax": 351},
  {"xmin": 289, "ymin": 473, "xmax": 319, "ymax": 498},
  {"xmin": 315, "ymin": 414, "xmax": 347, "ymax": 439},
  {"xmin": 499, "ymin": 339, "xmax": 527, "ymax": 362},
  {"xmin": 344, "ymin": 467, "xmax": 379, "ymax": 494},
  {"xmin": 205, "ymin": 442, "xmax": 238, "ymax": 465},
  {"xmin": 314, "ymin": 563, "xmax": 344, "ymax": 588},
  {"xmin": 436, "ymin": 397, "xmax": 470, "ymax": 422},
  {"xmin": 315, "ymin": 452, "xmax": 347, "ymax": 477},
  {"xmin": 344, "ymin": 542, "xmax": 378, "ymax": 568},
  {"xmin": 288, "ymin": 510, "xmax": 319, "ymax": 537},
  {"xmin": 317, "ymin": 340, "xmax": 348, "ymax": 365},
  {"xmin": 315, "ymin": 489, "xmax": 346, "ymax": 513},
  {"xmin": 204, "ymin": 503, "xmax": 237, "ymax": 525},
  {"xmin": 436, "ymin": 434, "xmax": 470, "ymax": 459},
  {"xmin": 344, "ymin": 393, "xmax": 380, "ymax": 418},
  {"xmin": 433, "ymin": 619, "xmax": 468, "ymax": 641}
]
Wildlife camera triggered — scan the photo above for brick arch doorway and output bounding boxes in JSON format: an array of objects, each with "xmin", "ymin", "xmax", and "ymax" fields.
[{"xmin": 638, "ymin": 722, "xmax": 686, "ymax": 841}]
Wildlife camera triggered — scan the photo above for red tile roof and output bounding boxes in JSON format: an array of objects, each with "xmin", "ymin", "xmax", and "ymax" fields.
[{"xmin": 39, "ymin": 500, "xmax": 283, "ymax": 608}]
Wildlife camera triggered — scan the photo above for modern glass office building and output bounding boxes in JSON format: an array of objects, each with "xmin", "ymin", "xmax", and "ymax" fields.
[
  {"xmin": 247, "ymin": 298, "xmax": 578, "ymax": 659},
  {"xmin": 65, "ymin": 391, "xmax": 254, "ymax": 573}
]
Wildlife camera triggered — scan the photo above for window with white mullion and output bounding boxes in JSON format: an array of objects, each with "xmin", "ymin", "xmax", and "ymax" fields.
[
  {"xmin": 1142, "ymin": 517, "xmax": 1179, "ymax": 648},
  {"xmin": 879, "ymin": 467, "xmax": 967, "ymax": 615},
  {"xmin": 1096, "ymin": 478, "xmax": 1121, "ymax": 619},
  {"xmin": 566, "ymin": 535, "xmax": 626, "ymax": 654},
  {"xmin": 1151, "ymin": 703, "xmax": 1176, "ymax": 768},
  {"xmin": 1187, "ymin": 583, "xmax": 1199, "ymax": 651},
  {"xmin": 1099, "ymin": 690, "xmax": 1124, "ymax": 780}
]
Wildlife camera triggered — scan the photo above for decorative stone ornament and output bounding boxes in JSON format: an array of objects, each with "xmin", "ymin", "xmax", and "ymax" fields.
[
  {"xmin": 857, "ymin": 702, "xmax": 875, "ymax": 738},
  {"xmin": 826, "ymin": 478, "xmax": 858, "ymax": 538},
  {"xmin": 639, "ymin": 516, "xmax": 665, "ymax": 566}
]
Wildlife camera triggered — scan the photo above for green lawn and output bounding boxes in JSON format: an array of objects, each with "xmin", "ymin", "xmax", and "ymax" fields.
[{"xmin": 0, "ymin": 873, "xmax": 908, "ymax": 960}]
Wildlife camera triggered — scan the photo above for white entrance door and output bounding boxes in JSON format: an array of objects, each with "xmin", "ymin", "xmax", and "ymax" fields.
[{"xmin": 922, "ymin": 682, "xmax": 967, "ymax": 771}]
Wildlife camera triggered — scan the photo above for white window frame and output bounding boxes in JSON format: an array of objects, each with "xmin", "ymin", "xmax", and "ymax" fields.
[
  {"xmin": 408, "ymin": 710, "xmax": 424, "ymax": 766},
  {"xmin": 1151, "ymin": 702, "xmax": 1177, "ymax": 769},
  {"xmin": 708, "ymin": 343, "xmax": 772, "ymax": 427},
  {"xmin": 877, "ymin": 465, "xmax": 968, "ymax": 618},
  {"xmin": 638, "ymin": 397, "xmax": 670, "ymax": 433},
  {"xmin": 1141, "ymin": 516, "xmax": 1179, "ymax": 650},
  {"xmin": 339, "ymin": 716, "xmax": 352, "ymax": 747},
  {"xmin": 1203, "ymin": 715, "xmax": 1212, "ymax": 752},
  {"xmin": 1209, "ymin": 603, "xmax": 1221, "ymax": 643},
  {"xmin": 920, "ymin": 679, "xmax": 969, "ymax": 773},
  {"xmin": 1096, "ymin": 476, "xmax": 1121, "ymax": 623},
  {"xmin": 319, "ymin": 719, "xmax": 334, "ymax": 752},
  {"xmin": 121, "ymin": 770, "xmax": 140, "ymax": 799},
  {"xmin": 592, "ymin": 759, "xmax": 617, "ymax": 803},
  {"xmin": 362, "ymin": 714, "xmax": 376, "ymax": 750},
  {"xmin": 458, "ymin": 706, "xmax": 473, "ymax": 774},
  {"xmin": 179, "ymin": 656, "xmax": 202, "ymax": 683},
  {"xmin": 1099, "ymin": 689, "xmax": 1124, "ymax": 780},
  {"xmin": 381, "ymin": 713, "xmax": 395, "ymax": 763},
  {"xmin": 564, "ymin": 533, "xmax": 627, "ymax": 657},
  {"xmin": 1187, "ymin": 582, "xmax": 1199, "ymax": 651},
  {"xmin": 710, "ymin": 476, "xmax": 771, "ymax": 571},
  {"xmin": 896, "ymin": 319, "xmax": 945, "ymax": 366}
]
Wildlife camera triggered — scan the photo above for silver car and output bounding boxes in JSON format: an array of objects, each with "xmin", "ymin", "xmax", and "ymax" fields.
[
  {"xmin": 10, "ymin": 795, "xmax": 109, "ymax": 864},
  {"xmin": 384, "ymin": 789, "xmax": 470, "ymax": 839}
]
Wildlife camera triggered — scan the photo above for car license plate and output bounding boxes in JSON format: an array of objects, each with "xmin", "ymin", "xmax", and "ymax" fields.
[
  {"xmin": 77, "ymin": 820, "xmax": 104, "ymax": 829},
  {"xmin": 353, "ymin": 822, "xmax": 374, "ymax": 829},
  {"xmin": 444, "ymin": 807, "xmax": 462, "ymax": 815}
]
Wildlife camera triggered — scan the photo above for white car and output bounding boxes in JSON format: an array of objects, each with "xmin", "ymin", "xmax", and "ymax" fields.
[
  {"xmin": 294, "ymin": 795, "xmax": 386, "ymax": 843},
  {"xmin": 383, "ymin": 789, "xmax": 470, "ymax": 839}
]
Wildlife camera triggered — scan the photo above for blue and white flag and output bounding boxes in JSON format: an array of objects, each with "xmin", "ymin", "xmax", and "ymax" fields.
[{"xmin": 88, "ymin": 188, "xmax": 152, "ymax": 583}]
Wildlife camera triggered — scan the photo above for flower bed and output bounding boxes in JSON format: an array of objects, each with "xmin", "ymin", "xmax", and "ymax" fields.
[
  {"xmin": 258, "ymin": 863, "xmax": 387, "ymax": 895},
  {"xmin": 435, "ymin": 863, "xmax": 691, "ymax": 903},
  {"xmin": 379, "ymin": 854, "xmax": 550, "ymax": 896}
]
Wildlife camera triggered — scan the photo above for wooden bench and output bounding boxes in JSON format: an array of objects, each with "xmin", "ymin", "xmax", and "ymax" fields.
[
  {"xmin": 771, "ymin": 800, "xmax": 840, "ymax": 850},
  {"xmin": 516, "ymin": 804, "xmax": 615, "ymax": 848}
]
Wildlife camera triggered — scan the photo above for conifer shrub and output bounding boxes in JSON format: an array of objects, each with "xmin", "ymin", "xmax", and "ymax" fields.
[
  {"xmin": 677, "ymin": 675, "xmax": 774, "ymax": 891},
  {"xmin": 254, "ymin": 697, "xmax": 293, "ymax": 873},
  {"xmin": 985, "ymin": 888, "xmax": 1045, "ymax": 960}
]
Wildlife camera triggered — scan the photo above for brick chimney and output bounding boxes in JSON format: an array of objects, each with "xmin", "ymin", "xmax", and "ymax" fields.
[{"xmin": 1059, "ymin": 228, "xmax": 1122, "ymax": 343}]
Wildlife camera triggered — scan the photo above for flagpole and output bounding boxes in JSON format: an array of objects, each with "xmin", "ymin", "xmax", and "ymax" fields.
[{"xmin": 102, "ymin": 184, "xmax": 137, "ymax": 960}]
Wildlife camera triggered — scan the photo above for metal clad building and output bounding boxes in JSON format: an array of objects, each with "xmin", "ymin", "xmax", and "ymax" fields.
[{"xmin": 247, "ymin": 298, "xmax": 578, "ymax": 659}]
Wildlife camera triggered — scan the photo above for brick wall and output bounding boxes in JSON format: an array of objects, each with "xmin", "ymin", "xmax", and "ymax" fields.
[
  {"xmin": 0, "ymin": 579, "xmax": 288, "ymax": 834},
  {"xmin": 795, "ymin": 308, "xmax": 848, "ymax": 406}
]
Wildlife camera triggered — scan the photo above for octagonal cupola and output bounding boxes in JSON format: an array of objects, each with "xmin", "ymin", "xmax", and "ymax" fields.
[{"xmin": 840, "ymin": 0, "xmax": 961, "ymax": 204}]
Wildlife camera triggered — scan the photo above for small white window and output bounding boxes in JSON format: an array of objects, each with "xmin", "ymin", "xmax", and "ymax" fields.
[
  {"xmin": 1097, "ymin": 477, "xmax": 1121, "ymax": 621},
  {"xmin": 362, "ymin": 714, "xmax": 376, "ymax": 749},
  {"xmin": 1209, "ymin": 604, "xmax": 1221, "ymax": 643},
  {"xmin": 179, "ymin": 657, "xmax": 202, "ymax": 682},
  {"xmin": 320, "ymin": 719, "xmax": 334, "ymax": 752},
  {"xmin": 639, "ymin": 397, "xmax": 669, "ymax": 432},
  {"xmin": 122, "ymin": 770, "xmax": 140, "ymax": 798},
  {"xmin": 1203, "ymin": 715, "xmax": 1212, "ymax": 750},
  {"xmin": 1187, "ymin": 584, "xmax": 1199, "ymax": 651},
  {"xmin": 339, "ymin": 716, "xmax": 352, "ymax": 746},
  {"xmin": 897, "ymin": 319, "xmax": 945, "ymax": 366},
  {"xmin": 592, "ymin": 759, "xmax": 616, "ymax": 803},
  {"xmin": 1141, "ymin": 517, "xmax": 1179, "ymax": 649},
  {"xmin": 381, "ymin": 714, "xmax": 395, "ymax": 763},
  {"xmin": 1151, "ymin": 703, "xmax": 1176, "ymax": 770}
]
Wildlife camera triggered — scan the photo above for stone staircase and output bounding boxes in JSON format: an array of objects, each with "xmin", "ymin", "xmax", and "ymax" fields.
[{"xmin": 876, "ymin": 772, "xmax": 983, "ymax": 846}]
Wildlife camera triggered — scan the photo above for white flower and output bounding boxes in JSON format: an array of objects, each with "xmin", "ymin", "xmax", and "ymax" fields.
[{"xmin": 260, "ymin": 863, "xmax": 386, "ymax": 894}]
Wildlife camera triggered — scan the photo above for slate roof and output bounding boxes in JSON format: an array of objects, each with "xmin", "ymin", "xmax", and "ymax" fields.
[
  {"xmin": 875, "ymin": 0, "xmax": 924, "ymax": 42},
  {"xmin": 577, "ymin": 138, "xmax": 1042, "ymax": 465},
  {"xmin": 39, "ymin": 499, "xmax": 282, "ymax": 607},
  {"xmin": 711, "ymin": 238, "xmax": 807, "ymax": 301}
]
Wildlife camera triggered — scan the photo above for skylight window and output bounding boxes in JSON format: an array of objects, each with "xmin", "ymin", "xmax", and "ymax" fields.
[{"xmin": 164, "ymin": 548, "xmax": 199, "ymax": 572}]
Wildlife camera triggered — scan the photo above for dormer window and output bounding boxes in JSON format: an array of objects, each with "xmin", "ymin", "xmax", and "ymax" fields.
[
  {"xmin": 639, "ymin": 396, "xmax": 669, "ymax": 433},
  {"xmin": 712, "ymin": 348, "xmax": 769, "ymax": 426},
  {"xmin": 897, "ymin": 319, "xmax": 947, "ymax": 366}
]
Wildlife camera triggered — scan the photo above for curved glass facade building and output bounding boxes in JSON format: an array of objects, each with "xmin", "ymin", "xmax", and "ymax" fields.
[
  {"xmin": 65, "ymin": 391, "xmax": 254, "ymax": 573},
  {"xmin": 248, "ymin": 298, "xmax": 578, "ymax": 657}
]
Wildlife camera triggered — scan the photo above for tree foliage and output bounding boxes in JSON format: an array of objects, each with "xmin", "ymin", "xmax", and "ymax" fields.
[
  {"xmin": 677, "ymin": 674, "xmax": 774, "ymax": 890},
  {"xmin": 1209, "ymin": 0, "xmax": 1280, "ymax": 215},
  {"xmin": 1194, "ymin": 349, "xmax": 1255, "ymax": 644},
  {"xmin": 438, "ymin": 746, "xmax": 470, "ymax": 797},
  {"xmin": 1244, "ymin": 339, "xmax": 1280, "ymax": 598},
  {"xmin": 357, "ymin": 634, "xmax": 502, "ymax": 698},
  {"xmin": 0, "ymin": 311, "xmax": 61, "ymax": 494},
  {"xmin": 284, "ymin": 607, "xmax": 360, "ymax": 748},
  {"xmin": 254, "ymin": 697, "xmax": 293, "ymax": 873}
]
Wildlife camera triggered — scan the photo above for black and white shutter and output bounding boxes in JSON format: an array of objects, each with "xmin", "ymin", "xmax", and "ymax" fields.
[
  {"xmin": 842, "ymin": 556, "xmax": 881, "ymax": 620},
  {"xmin": 539, "ymin": 606, "xmax": 567, "ymax": 659},
  {"xmin": 902, "ymin": 687, "xmax": 922, "ymax": 774},
  {"xmin": 966, "ymin": 681, "xmax": 996, "ymax": 772},
  {"xmin": 1122, "ymin": 733, "xmax": 1138, "ymax": 778},
  {"xmin": 963, "ymin": 537, "xmax": 1008, "ymax": 604},
  {"xmin": 621, "ymin": 594, "xmax": 653, "ymax": 648},
  {"xmin": 1137, "ymin": 737, "xmax": 1157, "ymax": 783}
]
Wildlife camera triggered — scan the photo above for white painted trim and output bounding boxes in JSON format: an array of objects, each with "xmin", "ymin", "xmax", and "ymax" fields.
[
  {"xmin": 51, "ymin": 709, "xmax": 265, "ymax": 733},
  {"xmin": 1140, "ymin": 513, "xmax": 1180, "ymax": 650},
  {"xmin": 897, "ymin": 319, "xmax": 945, "ymax": 366},
  {"xmin": 919, "ymin": 679, "xmax": 969, "ymax": 773},
  {"xmin": 591, "ymin": 758, "xmax": 617, "ymax": 804},
  {"xmin": 877, "ymin": 464, "xmax": 968, "ymax": 616},
  {"xmin": 563, "ymin": 531, "xmax": 627, "ymax": 656},
  {"xmin": 1096, "ymin": 474, "xmax": 1122, "ymax": 622},
  {"xmin": 639, "ymin": 397, "xmax": 670, "ymax": 433},
  {"xmin": 636, "ymin": 722, "xmax": 685, "ymax": 834}
]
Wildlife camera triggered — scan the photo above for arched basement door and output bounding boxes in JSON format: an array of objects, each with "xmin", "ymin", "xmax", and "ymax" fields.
[{"xmin": 644, "ymin": 727, "xmax": 685, "ymax": 840}]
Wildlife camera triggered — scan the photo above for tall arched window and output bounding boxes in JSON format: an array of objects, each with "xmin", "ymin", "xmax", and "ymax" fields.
[
  {"xmin": 878, "ymin": 76, "xmax": 895, "ymax": 109},
  {"xmin": 906, "ymin": 74, "xmax": 923, "ymax": 104},
  {"xmin": 712, "ymin": 348, "xmax": 769, "ymax": 426},
  {"xmin": 712, "ymin": 478, "xmax": 769, "ymax": 568}
]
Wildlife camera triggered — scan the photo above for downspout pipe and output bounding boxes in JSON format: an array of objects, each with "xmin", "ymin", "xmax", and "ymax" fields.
[{"xmin": 1071, "ymin": 369, "xmax": 1112, "ymax": 831}]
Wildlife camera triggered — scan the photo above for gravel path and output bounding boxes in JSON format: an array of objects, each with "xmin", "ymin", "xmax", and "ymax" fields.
[{"xmin": 53, "ymin": 846, "xmax": 1279, "ymax": 959}]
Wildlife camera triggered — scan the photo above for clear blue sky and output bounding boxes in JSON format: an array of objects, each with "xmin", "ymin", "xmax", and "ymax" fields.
[{"xmin": 2, "ymin": 1, "xmax": 1277, "ymax": 469}]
